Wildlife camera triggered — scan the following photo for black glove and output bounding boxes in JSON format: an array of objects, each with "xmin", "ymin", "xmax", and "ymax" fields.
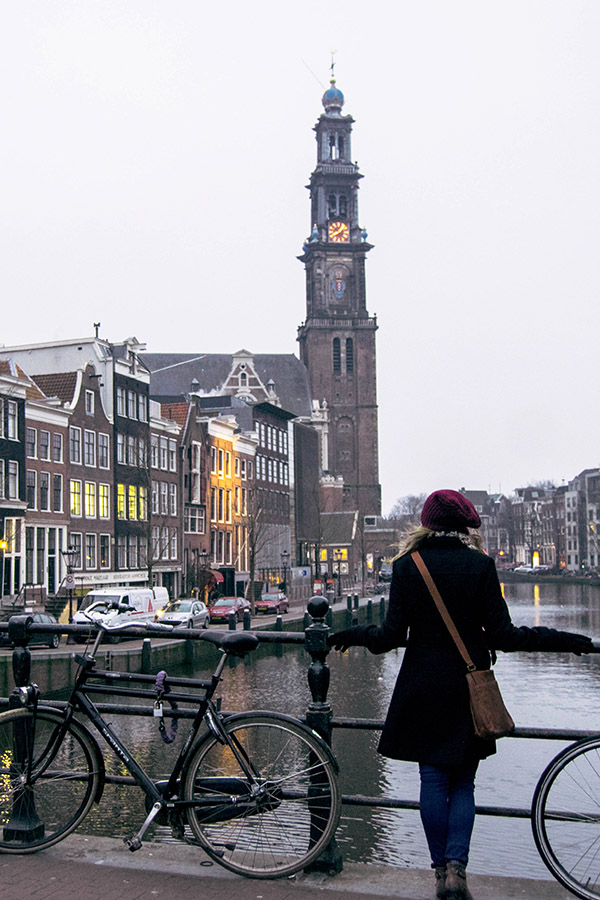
[
  {"xmin": 327, "ymin": 628, "xmax": 365, "ymax": 652},
  {"xmin": 552, "ymin": 631, "xmax": 595, "ymax": 655}
]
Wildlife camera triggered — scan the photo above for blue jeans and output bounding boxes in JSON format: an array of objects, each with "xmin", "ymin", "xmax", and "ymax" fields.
[{"xmin": 419, "ymin": 761, "xmax": 478, "ymax": 868}]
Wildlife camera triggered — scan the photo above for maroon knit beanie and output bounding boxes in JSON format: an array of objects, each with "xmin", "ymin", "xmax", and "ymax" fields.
[{"xmin": 421, "ymin": 489, "xmax": 481, "ymax": 532}]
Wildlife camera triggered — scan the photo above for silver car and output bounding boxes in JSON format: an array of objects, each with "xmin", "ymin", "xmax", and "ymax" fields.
[{"xmin": 156, "ymin": 599, "xmax": 209, "ymax": 629}]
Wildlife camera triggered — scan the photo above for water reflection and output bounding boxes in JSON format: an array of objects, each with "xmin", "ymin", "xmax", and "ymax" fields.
[{"xmin": 66, "ymin": 581, "xmax": 600, "ymax": 880}]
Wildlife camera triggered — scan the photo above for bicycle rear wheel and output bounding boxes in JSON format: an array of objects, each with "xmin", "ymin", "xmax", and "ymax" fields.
[
  {"xmin": 0, "ymin": 708, "xmax": 102, "ymax": 853},
  {"xmin": 183, "ymin": 712, "xmax": 341, "ymax": 878},
  {"xmin": 532, "ymin": 736, "xmax": 600, "ymax": 900}
]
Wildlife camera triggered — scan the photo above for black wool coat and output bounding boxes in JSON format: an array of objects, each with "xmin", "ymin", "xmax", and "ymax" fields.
[{"xmin": 356, "ymin": 537, "xmax": 563, "ymax": 766}]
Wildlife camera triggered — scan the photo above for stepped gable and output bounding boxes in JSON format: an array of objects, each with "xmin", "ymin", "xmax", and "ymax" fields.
[
  {"xmin": 32, "ymin": 371, "xmax": 78, "ymax": 405},
  {"xmin": 142, "ymin": 352, "xmax": 313, "ymax": 418}
]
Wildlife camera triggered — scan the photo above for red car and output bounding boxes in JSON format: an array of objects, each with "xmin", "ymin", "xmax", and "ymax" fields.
[
  {"xmin": 255, "ymin": 592, "xmax": 290, "ymax": 615},
  {"xmin": 209, "ymin": 596, "xmax": 251, "ymax": 624}
]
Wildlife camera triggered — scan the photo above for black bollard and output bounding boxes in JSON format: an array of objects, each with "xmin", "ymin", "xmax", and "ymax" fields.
[
  {"xmin": 304, "ymin": 596, "xmax": 343, "ymax": 874},
  {"xmin": 228, "ymin": 612, "xmax": 237, "ymax": 630},
  {"xmin": 4, "ymin": 615, "xmax": 45, "ymax": 843},
  {"xmin": 379, "ymin": 596, "xmax": 386, "ymax": 624},
  {"xmin": 367, "ymin": 599, "xmax": 373, "ymax": 623},
  {"xmin": 243, "ymin": 610, "xmax": 251, "ymax": 631}
]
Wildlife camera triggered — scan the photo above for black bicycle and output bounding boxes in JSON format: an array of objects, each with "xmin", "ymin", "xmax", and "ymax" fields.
[{"xmin": 0, "ymin": 608, "xmax": 341, "ymax": 878}]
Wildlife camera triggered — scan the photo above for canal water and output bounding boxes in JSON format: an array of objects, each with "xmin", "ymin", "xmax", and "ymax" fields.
[{"xmin": 75, "ymin": 580, "xmax": 600, "ymax": 879}]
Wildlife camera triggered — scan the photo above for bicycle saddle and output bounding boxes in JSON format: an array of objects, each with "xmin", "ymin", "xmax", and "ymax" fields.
[{"xmin": 200, "ymin": 631, "xmax": 259, "ymax": 656}]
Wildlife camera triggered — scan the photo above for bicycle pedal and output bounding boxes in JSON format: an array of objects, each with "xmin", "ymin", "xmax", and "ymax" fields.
[{"xmin": 124, "ymin": 836, "xmax": 143, "ymax": 852}]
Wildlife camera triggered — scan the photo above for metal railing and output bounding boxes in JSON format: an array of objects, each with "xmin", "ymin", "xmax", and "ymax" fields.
[{"xmin": 1, "ymin": 595, "xmax": 599, "ymax": 871}]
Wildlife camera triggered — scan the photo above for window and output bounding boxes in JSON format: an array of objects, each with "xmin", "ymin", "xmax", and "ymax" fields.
[
  {"xmin": 53, "ymin": 433, "xmax": 63, "ymax": 463},
  {"xmin": 7, "ymin": 401, "xmax": 18, "ymax": 440},
  {"xmin": 170, "ymin": 527, "xmax": 177, "ymax": 560},
  {"xmin": 346, "ymin": 338, "xmax": 354, "ymax": 373},
  {"xmin": 184, "ymin": 507, "xmax": 205, "ymax": 533},
  {"xmin": 333, "ymin": 338, "xmax": 341, "ymax": 374},
  {"xmin": 218, "ymin": 449, "xmax": 224, "ymax": 476},
  {"xmin": 128, "ymin": 484, "xmax": 137, "ymax": 520},
  {"xmin": 151, "ymin": 435, "xmax": 159, "ymax": 468},
  {"xmin": 260, "ymin": 423, "xmax": 266, "ymax": 446},
  {"xmin": 161, "ymin": 527, "xmax": 169, "ymax": 560},
  {"xmin": 70, "ymin": 533, "xmax": 82, "ymax": 570},
  {"xmin": 100, "ymin": 534, "xmax": 110, "ymax": 568},
  {"xmin": 85, "ymin": 534, "xmax": 97, "ymax": 569},
  {"xmin": 117, "ymin": 433, "xmax": 125, "ymax": 465},
  {"xmin": 26, "ymin": 428, "xmax": 37, "ymax": 458},
  {"xmin": 160, "ymin": 481, "xmax": 168, "ymax": 515},
  {"xmin": 138, "ymin": 394, "xmax": 148, "ymax": 422},
  {"xmin": 53, "ymin": 474, "xmax": 62, "ymax": 512},
  {"xmin": 169, "ymin": 483, "xmax": 177, "ymax": 516},
  {"xmin": 85, "ymin": 390, "xmax": 95, "ymax": 416},
  {"xmin": 70, "ymin": 480, "xmax": 82, "ymax": 516},
  {"xmin": 0, "ymin": 459, "xmax": 4, "ymax": 498},
  {"xmin": 99, "ymin": 483, "xmax": 109, "ymax": 518},
  {"xmin": 26, "ymin": 470, "xmax": 36, "ymax": 508},
  {"xmin": 160, "ymin": 438, "xmax": 168, "ymax": 470},
  {"xmin": 241, "ymin": 459, "xmax": 246, "ymax": 480},
  {"xmin": 211, "ymin": 487, "xmax": 217, "ymax": 522},
  {"xmin": 218, "ymin": 488, "xmax": 224, "ymax": 522},
  {"xmin": 40, "ymin": 472, "xmax": 50, "ymax": 511},
  {"xmin": 248, "ymin": 461, "xmax": 253, "ymax": 479},
  {"xmin": 234, "ymin": 458, "xmax": 239, "ymax": 476},
  {"xmin": 138, "ymin": 438, "xmax": 147, "ymax": 468},
  {"xmin": 127, "ymin": 435, "xmax": 136, "ymax": 466},
  {"xmin": 84, "ymin": 430, "xmax": 96, "ymax": 466},
  {"xmin": 85, "ymin": 482, "xmax": 96, "ymax": 518},
  {"xmin": 168, "ymin": 439, "xmax": 177, "ymax": 472},
  {"xmin": 117, "ymin": 387, "xmax": 126, "ymax": 417},
  {"xmin": 69, "ymin": 427, "xmax": 81, "ymax": 464},
  {"xmin": 225, "ymin": 451, "xmax": 231, "ymax": 477},
  {"xmin": 211, "ymin": 447, "xmax": 217, "ymax": 473},
  {"xmin": 235, "ymin": 486, "xmax": 241, "ymax": 515},
  {"xmin": 117, "ymin": 535, "xmax": 127, "ymax": 568},
  {"xmin": 127, "ymin": 390, "xmax": 136, "ymax": 419},
  {"xmin": 39, "ymin": 430, "xmax": 50, "ymax": 460},
  {"xmin": 117, "ymin": 484, "xmax": 126, "ymax": 519},
  {"xmin": 7, "ymin": 461, "xmax": 19, "ymax": 499},
  {"xmin": 139, "ymin": 485, "xmax": 147, "ymax": 520},
  {"xmin": 225, "ymin": 531, "xmax": 232, "ymax": 565},
  {"xmin": 152, "ymin": 481, "xmax": 159, "ymax": 515},
  {"xmin": 152, "ymin": 526, "xmax": 160, "ymax": 561},
  {"xmin": 226, "ymin": 490, "xmax": 232, "ymax": 523},
  {"xmin": 128, "ymin": 535, "xmax": 138, "ymax": 569},
  {"xmin": 98, "ymin": 433, "xmax": 109, "ymax": 468}
]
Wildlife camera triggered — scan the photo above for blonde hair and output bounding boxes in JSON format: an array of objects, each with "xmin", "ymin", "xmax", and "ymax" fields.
[{"xmin": 394, "ymin": 525, "xmax": 484, "ymax": 560}]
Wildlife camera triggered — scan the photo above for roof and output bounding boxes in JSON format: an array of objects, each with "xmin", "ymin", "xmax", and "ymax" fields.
[
  {"xmin": 32, "ymin": 372, "xmax": 78, "ymax": 405},
  {"xmin": 141, "ymin": 352, "xmax": 313, "ymax": 418},
  {"xmin": 320, "ymin": 511, "xmax": 358, "ymax": 545},
  {"xmin": 159, "ymin": 401, "xmax": 191, "ymax": 430}
]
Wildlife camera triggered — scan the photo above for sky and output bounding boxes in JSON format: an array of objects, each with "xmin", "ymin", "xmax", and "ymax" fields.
[{"xmin": 1, "ymin": 1, "xmax": 599, "ymax": 515}]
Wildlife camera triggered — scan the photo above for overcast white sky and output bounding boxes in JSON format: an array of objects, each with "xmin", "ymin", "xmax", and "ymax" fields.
[{"xmin": 1, "ymin": 1, "xmax": 598, "ymax": 514}]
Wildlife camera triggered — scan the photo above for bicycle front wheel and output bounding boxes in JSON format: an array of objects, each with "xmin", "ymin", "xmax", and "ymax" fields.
[
  {"xmin": 183, "ymin": 712, "xmax": 341, "ymax": 878},
  {"xmin": 532, "ymin": 736, "xmax": 600, "ymax": 900},
  {"xmin": 0, "ymin": 707, "xmax": 102, "ymax": 853}
]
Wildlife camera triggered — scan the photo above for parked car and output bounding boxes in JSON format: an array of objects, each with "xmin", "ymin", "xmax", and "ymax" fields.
[
  {"xmin": 209, "ymin": 596, "xmax": 251, "ymax": 624},
  {"xmin": 378, "ymin": 562, "xmax": 393, "ymax": 583},
  {"xmin": 156, "ymin": 598, "xmax": 209, "ymax": 629},
  {"xmin": 255, "ymin": 592, "xmax": 289, "ymax": 615},
  {"xmin": 0, "ymin": 612, "xmax": 60, "ymax": 650},
  {"xmin": 513, "ymin": 565, "xmax": 535, "ymax": 573}
]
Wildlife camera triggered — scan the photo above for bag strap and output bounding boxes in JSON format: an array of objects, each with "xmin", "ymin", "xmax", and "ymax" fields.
[{"xmin": 411, "ymin": 551, "xmax": 476, "ymax": 672}]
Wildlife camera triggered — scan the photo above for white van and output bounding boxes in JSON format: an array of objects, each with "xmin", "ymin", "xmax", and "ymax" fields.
[{"xmin": 72, "ymin": 587, "xmax": 170, "ymax": 640}]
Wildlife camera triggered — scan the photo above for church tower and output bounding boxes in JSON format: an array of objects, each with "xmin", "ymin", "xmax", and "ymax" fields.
[{"xmin": 297, "ymin": 77, "xmax": 381, "ymax": 516}]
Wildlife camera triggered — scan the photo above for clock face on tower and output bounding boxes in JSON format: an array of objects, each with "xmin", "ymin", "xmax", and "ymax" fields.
[{"xmin": 328, "ymin": 221, "xmax": 349, "ymax": 243}]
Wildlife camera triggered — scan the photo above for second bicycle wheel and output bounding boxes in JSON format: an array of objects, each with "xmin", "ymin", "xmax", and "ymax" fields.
[
  {"xmin": 532, "ymin": 737, "xmax": 600, "ymax": 900},
  {"xmin": 183, "ymin": 712, "xmax": 341, "ymax": 878},
  {"xmin": 0, "ymin": 707, "xmax": 102, "ymax": 853}
]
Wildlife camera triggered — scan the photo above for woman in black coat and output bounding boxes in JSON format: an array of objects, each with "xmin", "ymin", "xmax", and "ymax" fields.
[{"xmin": 329, "ymin": 490, "xmax": 593, "ymax": 900}]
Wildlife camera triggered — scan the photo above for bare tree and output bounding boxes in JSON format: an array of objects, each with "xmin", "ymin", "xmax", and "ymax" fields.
[{"xmin": 244, "ymin": 487, "xmax": 272, "ymax": 614}]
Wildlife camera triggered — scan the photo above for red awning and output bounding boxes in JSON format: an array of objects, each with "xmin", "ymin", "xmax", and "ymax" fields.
[{"xmin": 210, "ymin": 570, "xmax": 224, "ymax": 583}]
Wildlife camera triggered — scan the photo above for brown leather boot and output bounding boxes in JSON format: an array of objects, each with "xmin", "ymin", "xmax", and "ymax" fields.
[
  {"xmin": 445, "ymin": 862, "xmax": 473, "ymax": 900},
  {"xmin": 434, "ymin": 866, "xmax": 447, "ymax": 899}
]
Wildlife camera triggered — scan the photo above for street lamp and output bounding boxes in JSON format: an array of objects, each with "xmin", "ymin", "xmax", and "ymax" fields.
[
  {"xmin": 334, "ymin": 549, "xmax": 343, "ymax": 597},
  {"xmin": 198, "ymin": 549, "xmax": 209, "ymax": 603},
  {"xmin": 60, "ymin": 545, "xmax": 79, "ymax": 622},
  {"xmin": 280, "ymin": 549, "xmax": 290, "ymax": 594}
]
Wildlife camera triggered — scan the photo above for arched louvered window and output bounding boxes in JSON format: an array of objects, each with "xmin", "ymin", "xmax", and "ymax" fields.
[
  {"xmin": 333, "ymin": 338, "xmax": 341, "ymax": 374},
  {"xmin": 346, "ymin": 338, "xmax": 354, "ymax": 373}
]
